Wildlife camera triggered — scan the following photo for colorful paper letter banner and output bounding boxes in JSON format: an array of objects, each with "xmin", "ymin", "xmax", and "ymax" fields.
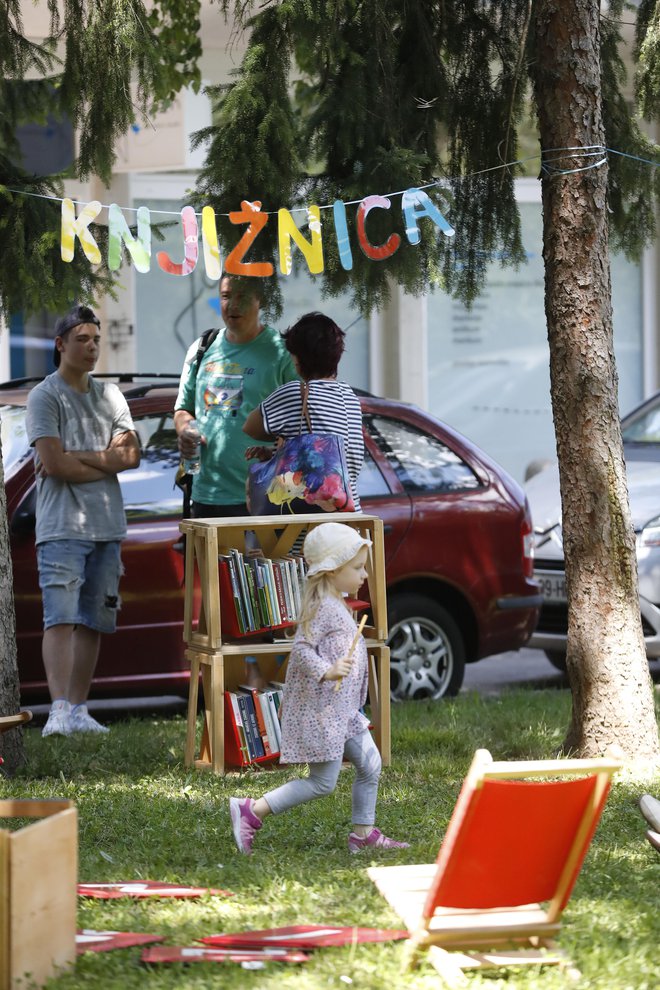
[
  {"xmin": 77, "ymin": 881, "xmax": 233, "ymax": 899},
  {"xmin": 141, "ymin": 945, "xmax": 310, "ymax": 965},
  {"xmin": 60, "ymin": 190, "xmax": 454, "ymax": 278},
  {"xmin": 199, "ymin": 924, "xmax": 410, "ymax": 948},
  {"xmin": 77, "ymin": 930, "xmax": 164, "ymax": 954}
]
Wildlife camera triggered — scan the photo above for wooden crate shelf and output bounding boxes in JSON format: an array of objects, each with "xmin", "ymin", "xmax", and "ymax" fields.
[
  {"xmin": 0, "ymin": 800, "xmax": 77, "ymax": 990},
  {"xmin": 180, "ymin": 513, "xmax": 390, "ymax": 774}
]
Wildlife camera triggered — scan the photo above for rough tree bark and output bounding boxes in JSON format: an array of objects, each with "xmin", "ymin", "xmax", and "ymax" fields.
[
  {"xmin": 0, "ymin": 446, "xmax": 24, "ymax": 774},
  {"xmin": 533, "ymin": 0, "xmax": 659, "ymax": 758}
]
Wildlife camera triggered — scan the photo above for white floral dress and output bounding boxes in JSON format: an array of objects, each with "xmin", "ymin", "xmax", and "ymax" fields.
[{"xmin": 280, "ymin": 595, "xmax": 369, "ymax": 764}]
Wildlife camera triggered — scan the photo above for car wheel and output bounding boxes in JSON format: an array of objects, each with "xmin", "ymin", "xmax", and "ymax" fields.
[
  {"xmin": 544, "ymin": 649, "xmax": 567, "ymax": 672},
  {"xmin": 387, "ymin": 594, "xmax": 466, "ymax": 701}
]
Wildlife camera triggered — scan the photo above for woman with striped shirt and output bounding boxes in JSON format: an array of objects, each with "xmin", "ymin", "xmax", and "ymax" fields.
[{"xmin": 243, "ymin": 312, "xmax": 364, "ymax": 511}]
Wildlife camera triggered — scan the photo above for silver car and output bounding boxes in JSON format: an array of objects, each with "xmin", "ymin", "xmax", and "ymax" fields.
[{"xmin": 525, "ymin": 391, "xmax": 660, "ymax": 670}]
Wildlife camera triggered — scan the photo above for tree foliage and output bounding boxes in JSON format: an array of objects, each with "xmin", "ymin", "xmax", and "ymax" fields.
[
  {"xmin": 194, "ymin": 0, "xmax": 660, "ymax": 318},
  {"xmin": 0, "ymin": 0, "xmax": 203, "ymax": 319}
]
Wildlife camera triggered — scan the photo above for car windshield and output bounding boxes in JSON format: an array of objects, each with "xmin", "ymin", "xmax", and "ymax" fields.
[
  {"xmin": 0, "ymin": 405, "xmax": 32, "ymax": 476},
  {"xmin": 622, "ymin": 400, "xmax": 660, "ymax": 444}
]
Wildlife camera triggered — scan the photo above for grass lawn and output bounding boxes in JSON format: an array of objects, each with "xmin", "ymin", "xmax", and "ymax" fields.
[{"xmin": 3, "ymin": 688, "xmax": 660, "ymax": 990}]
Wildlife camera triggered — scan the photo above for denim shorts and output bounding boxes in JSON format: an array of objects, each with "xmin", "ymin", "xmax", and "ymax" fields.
[{"xmin": 37, "ymin": 540, "xmax": 123, "ymax": 634}]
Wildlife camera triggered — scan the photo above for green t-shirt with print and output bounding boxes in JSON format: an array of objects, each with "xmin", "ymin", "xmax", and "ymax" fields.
[{"xmin": 175, "ymin": 326, "xmax": 299, "ymax": 506}]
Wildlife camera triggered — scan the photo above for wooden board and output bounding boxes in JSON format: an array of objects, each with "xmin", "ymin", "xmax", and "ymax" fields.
[{"xmin": 0, "ymin": 802, "xmax": 77, "ymax": 990}]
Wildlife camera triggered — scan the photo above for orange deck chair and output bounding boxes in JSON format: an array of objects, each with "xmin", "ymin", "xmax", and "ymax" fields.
[
  {"xmin": 0, "ymin": 713, "xmax": 32, "ymax": 734},
  {"xmin": 368, "ymin": 746, "xmax": 623, "ymax": 986}
]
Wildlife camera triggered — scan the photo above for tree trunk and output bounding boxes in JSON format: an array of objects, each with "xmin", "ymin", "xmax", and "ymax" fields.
[
  {"xmin": 533, "ymin": 0, "xmax": 659, "ymax": 758},
  {"xmin": 0, "ymin": 446, "xmax": 24, "ymax": 774}
]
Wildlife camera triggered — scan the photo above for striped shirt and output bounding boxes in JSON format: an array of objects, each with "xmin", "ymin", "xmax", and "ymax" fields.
[{"xmin": 260, "ymin": 379, "xmax": 364, "ymax": 510}]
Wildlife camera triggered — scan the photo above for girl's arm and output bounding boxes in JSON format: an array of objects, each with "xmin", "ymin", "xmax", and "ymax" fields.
[{"xmin": 243, "ymin": 407, "xmax": 275, "ymax": 440}]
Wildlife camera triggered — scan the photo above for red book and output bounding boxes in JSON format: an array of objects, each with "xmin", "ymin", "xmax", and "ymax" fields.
[{"xmin": 199, "ymin": 924, "xmax": 410, "ymax": 948}]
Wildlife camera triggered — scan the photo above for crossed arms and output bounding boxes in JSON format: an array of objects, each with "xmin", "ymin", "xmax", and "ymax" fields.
[{"xmin": 35, "ymin": 431, "xmax": 141, "ymax": 483}]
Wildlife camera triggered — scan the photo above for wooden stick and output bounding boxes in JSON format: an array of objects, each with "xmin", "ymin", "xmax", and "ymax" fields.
[{"xmin": 334, "ymin": 614, "xmax": 368, "ymax": 691}]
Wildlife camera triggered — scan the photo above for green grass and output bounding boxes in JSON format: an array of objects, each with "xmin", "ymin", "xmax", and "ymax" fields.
[{"xmin": 4, "ymin": 688, "xmax": 660, "ymax": 990}]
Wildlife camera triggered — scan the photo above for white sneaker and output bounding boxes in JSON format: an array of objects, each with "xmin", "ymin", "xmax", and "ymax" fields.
[
  {"xmin": 69, "ymin": 704, "xmax": 109, "ymax": 734},
  {"xmin": 42, "ymin": 702, "xmax": 72, "ymax": 737}
]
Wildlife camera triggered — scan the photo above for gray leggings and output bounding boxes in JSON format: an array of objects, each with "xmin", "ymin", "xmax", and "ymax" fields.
[{"xmin": 263, "ymin": 730, "xmax": 382, "ymax": 826}]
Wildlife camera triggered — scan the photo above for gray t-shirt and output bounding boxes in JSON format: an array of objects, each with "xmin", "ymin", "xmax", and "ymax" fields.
[{"xmin": 26, "ymin": 373, "xmax": 135, "ymax": 545}]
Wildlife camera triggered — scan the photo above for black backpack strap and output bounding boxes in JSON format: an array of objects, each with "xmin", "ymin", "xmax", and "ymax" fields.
[{"xmin": 194, "ymin": 327, "xmax": 220, "ymax": 375}]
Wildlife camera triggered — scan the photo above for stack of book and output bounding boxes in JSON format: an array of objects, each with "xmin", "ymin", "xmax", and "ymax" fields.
[
  {"xmin": 224, "ymin": 685, "xmax": 284, "ymax": 766},
  {"xmin": 219, "ymin": 551, "xmax": 306, "ymax": 636}
]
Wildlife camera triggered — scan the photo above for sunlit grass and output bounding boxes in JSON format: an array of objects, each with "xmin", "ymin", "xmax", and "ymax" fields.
[{"xmin": 3, "ymin": 689, "xmax": 659, "ymax": 989}]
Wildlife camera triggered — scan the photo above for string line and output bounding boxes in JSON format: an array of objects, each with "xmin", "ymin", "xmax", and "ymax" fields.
[{"xmin": 3, "ymin": 146, "xmax": 658, "ymax": 218}]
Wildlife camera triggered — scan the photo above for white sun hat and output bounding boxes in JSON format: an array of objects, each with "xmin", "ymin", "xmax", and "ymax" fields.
[{"xmin": 303, "ymin": 523, "xmax": 372, "ymax": 577}]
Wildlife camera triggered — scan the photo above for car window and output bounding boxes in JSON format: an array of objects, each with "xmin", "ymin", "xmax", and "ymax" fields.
[
  {"xmin": 0, "ymin": 405, "xmax": 32, "ymax": 476},
  {"xmin": 357, "ymin": 447, "xmax": 390, "ymax": 498},
  {"xmin": 364, "ymin": 414, "xmax": 480, "ymax": 493},
  {"xmin": 622, "ymin": 402, "xmax": 660, "ymax": 443},
  {"xmin": 119, "ymin": 412, "xmax": 181, "ymax": 519}
]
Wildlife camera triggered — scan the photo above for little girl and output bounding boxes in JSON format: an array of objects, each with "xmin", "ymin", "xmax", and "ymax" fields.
[{"xmin": 230, "ymin": 522, "xmax": 409, "ymax": 856}]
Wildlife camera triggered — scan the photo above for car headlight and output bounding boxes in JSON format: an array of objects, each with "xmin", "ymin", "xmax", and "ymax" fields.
[{"xmin": 637, "ymin": 516, "xmax": 660, "ymax": 548}]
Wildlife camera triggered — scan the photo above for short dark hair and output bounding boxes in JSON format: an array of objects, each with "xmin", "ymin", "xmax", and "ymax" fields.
[
  {"xmin": 53, "ymin": 305, "xmax": 100, "ymax": 367},
  {"xmin": 282, "ymin": 312, "xmax": 346, "ymax": 379},
  {"xmin": 219, "ymin": 273, "xmax": 264, "ymax": 305}
]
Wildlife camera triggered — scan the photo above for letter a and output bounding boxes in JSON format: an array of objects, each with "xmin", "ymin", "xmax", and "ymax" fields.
[{"xmin": 401, "ymin": 188, "xmax": 455, "ymax": 244}]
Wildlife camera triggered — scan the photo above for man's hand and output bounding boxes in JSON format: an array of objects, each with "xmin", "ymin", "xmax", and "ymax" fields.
[
  {"xmin": 174, "ymin": 411, "xmax": 205, "ymax": 459},
  {"xmin": 74, "ymin": 431, "xmax": 140, "ymax": 474}
]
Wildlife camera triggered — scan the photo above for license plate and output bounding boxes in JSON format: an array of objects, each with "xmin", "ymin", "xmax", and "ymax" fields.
[{"xmin": 535, "ymin": 570, "xmax": 567, "ymax": 603}]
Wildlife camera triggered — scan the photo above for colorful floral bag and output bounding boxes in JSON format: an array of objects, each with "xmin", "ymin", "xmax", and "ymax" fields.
[{"xmin": 247, "ymin": 383, "xmax": 355, "ymax": 515}]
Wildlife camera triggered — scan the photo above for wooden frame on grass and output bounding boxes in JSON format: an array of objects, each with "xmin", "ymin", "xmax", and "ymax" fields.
[{"xmin": 0, "ymin": 800, "xmax": 77, "ymax": 990}]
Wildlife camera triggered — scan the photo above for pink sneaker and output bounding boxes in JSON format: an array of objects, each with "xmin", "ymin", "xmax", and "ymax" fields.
[
  {"xmin": 348, "ymin": 827, "xmax": 410, "ymax": 854},
  {"xmin": 229, "ymin": 797, "xmax": 262, "ymax": 855}
]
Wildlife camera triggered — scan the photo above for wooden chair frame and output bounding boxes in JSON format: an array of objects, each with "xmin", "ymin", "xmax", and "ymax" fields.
[
  {"xmin": 368, "ymin": 747, "xmax": 623, "ymax": 987},
  {"xmin": 0, "ymin": 713, "xmax": 32, "ymax": 735}
]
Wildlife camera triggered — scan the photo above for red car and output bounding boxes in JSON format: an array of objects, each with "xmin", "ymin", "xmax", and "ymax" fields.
[{"xmin": 2, "ymin": 376, "xmax": 540, "ymax": 702}]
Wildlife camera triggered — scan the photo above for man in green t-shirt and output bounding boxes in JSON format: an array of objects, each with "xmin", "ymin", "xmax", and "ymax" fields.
[{"xmin": 175, "ymin": 275, "xmax": 299, "ymax": 516}]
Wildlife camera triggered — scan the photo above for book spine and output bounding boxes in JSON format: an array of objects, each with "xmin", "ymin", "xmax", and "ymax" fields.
[
  {"xmin": 265, "ymin": 559, "xmax": 281, "ymax": 624},
  {"xmin": 236, "ymin": 694, "xmax": 257, "ymax": 759},
  {"xmin": 238, "ymin": 693, "xmax": 265, "ymax": 759},
  {"xmin": 288, "ymin": 558, "xmax": 301, "ymax": 618},
  {"xmin": 259, "ymin": 690, "xmax": 279, "ymax": 755},
  {"xmin": 223, "ymin": 556, "xmax": 247, "ymax": 634},
  {"xmin": 264, "ymin": 690, "xmax": 282, "ymax": 751},
  {"xmin": 227, "ymin": 691, "xmax": 250, "ymax": 763},
  {"xmin": 272, "ymin": 563, "xmax": 288, "ymax": 623},
  {"xmin": 280, "ymin": 561, "xmax": 294, "ymax": 621},
  {"xmin": 250, "ymin": 690, "xmax": 273, "ymax": 756},
  {"xmin": 253, "ymin": 561, "xmax": 272, "ymax": 628},
  {"xmin": 286, "ymin": 558, "xmax": 301, "ymax": 619},
  {"xmin": 232, "ymin": 549, "xmax": 255, "ymax": 631},
  {"xmin": 258, "ymin": 561, "xmax": 276, "ymax": 625},
  {"xmin": 244, "ymin": 559, "xmax": 264, "ymax": 629}
]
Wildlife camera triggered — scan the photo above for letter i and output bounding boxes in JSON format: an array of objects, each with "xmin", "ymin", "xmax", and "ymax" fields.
[
  {"xmin": 333, "ymin": 200, "xmax": 353, "ymax": 271},
  {"xmin": 201, "ymin": 206, "xmax": 222, "ymax": 280}
]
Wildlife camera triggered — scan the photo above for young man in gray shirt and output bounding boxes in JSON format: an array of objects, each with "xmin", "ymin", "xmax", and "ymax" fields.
[{"xmin": 26, "ymin": 305, "xmax": 141, "ymax": 736}]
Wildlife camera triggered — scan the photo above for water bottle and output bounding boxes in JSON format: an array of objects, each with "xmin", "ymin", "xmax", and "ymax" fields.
[{"xmin": 183, "ymin": 419, "xmax": 202, "ymax": 475}]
